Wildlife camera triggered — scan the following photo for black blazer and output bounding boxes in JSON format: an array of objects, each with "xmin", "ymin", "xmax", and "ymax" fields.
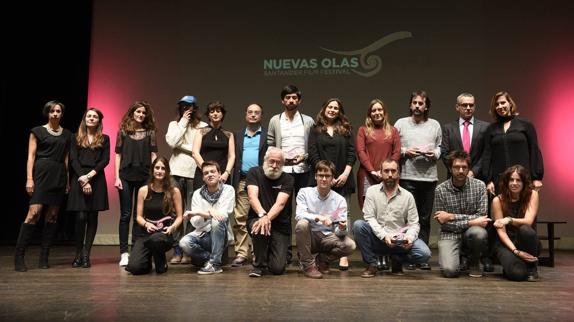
[
  {"xmin": 232, "ymin": 126, "xmax": 268, "ymax": 189},
  {"xmin": 441, "ymin": 118, "xmax": 489, "ymax": 180}
]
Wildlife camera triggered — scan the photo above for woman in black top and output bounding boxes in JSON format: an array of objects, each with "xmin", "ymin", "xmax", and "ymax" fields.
[
  {"xmin": 67, "ymin": 108, "xmax": 110, "ymax": 268},
  {"xmin": 15, "ymin": 101, "xmax": 72, "ymax": 272},
  {"xmin": 115, "ymin": 101, "xmax": 158, "ymax": 266},
  {"xmin": 307, "ymin": 98, "xmax": 356, "ymax": 270},
  {"xmin": 192, "ymin": 101, "xmax": 235, "ymax": 189},
  {"xmin": 492, "ymin": 165, "xmax": 540, "ymax": 281},
  {"xmin": 126, "ymin": 156, "xmax": 183, "ymax": 275},
  {"xmin": 482, "ymin": 91, "xmax": 544, "ymax": 196}
]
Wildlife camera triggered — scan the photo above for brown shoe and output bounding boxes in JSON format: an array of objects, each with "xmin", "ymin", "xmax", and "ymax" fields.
[
  {"xmin": 231, "ymin": 256, "xmax": 247, "ymax": 267},
  {"xmin": 361, "ymin": 265, "xmax": 378, "ymax": 278},
  {"xmin": 317, "ymin": 260, "xmax": 330, "ymax": 275},
  {"xmin": 303, "ymin": 266, "xmax": 323, "ymax": 279},
  {"xmin": 169, "ymin": 254, "xmax": 182, "ymax": 264},
  {"xmin": 180, "ymin": 256, "xmax": 192, "ymax": 265}
]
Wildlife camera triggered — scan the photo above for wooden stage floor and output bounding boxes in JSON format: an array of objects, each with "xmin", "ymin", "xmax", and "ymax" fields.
[{"xmin": 1, "ymin": 246, "xmax": 573, "ymax": 321}]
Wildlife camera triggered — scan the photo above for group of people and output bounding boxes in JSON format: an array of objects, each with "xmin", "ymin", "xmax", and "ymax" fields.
[{"xmin": 15, "ymin": 85, "xmax": 544, "ymax": 282}]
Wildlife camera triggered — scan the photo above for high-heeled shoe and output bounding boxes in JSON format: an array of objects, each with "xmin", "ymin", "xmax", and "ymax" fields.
[
  {"xmin": 338, "ymin": 257, "xmax": 349, "ymax": 271},
  {"xmin": 82, "ymin": 255, "xmax": 91, "ymax": 268},
  {"xmin": 72, "ymin": 254, "xmax": 83, "ymax": 268}
]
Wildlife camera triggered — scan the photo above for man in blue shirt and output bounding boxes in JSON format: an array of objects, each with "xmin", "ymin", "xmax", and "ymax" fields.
[{"xmin": 231, "ymin": 103, "xmax": 268, "ymax": 267}]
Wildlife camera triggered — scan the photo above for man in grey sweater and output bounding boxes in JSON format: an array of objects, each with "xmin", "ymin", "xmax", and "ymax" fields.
[{"xmin": 394, "ymin": 90, "xmax": 442, "ymax": 270}]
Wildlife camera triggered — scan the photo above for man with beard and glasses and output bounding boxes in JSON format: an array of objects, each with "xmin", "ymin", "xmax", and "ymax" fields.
[
  {"xmin": 353, "ymin": 159, "xmax": 431, "ymax": 278},
  {"xmin": 433, "ymin": 150, "xmax": 490, "ymax": 278},
  {"xmin": 394, "ymin": 90, "xmax": 441, "ymax": 270},
  {"xmin": 245, "ymin": 147, "xmax": 294, "ymax": 277}
]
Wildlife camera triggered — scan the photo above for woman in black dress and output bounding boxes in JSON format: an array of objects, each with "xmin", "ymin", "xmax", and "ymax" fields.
[
  {"xmin": 192, "ymin": 101, "xmax": 235, "ymax": 189},
  {"xmin": 482, "ymin": 91, "xmax": 544, "ymax": 196},
  {"xmin": 126, "ymin": 156, "xmax": 183, "ymax": 275},
  {"xmin": 115, "ymin": 101, "xmax": 158, "ymax": 266},
  {"xmin": 15, "ymin": 101, "xmax": 72, "ymax": 271},
  {"xmin": 492, "ymin": 165, "xmax": 540, "ymax": 281},
  {"xmin": 308, "ymin": 98, "xmax": 356, "ymax": 270},
  {"xmin": 67, "ymin": 108, "xmax": 110, "ymax": 268}
]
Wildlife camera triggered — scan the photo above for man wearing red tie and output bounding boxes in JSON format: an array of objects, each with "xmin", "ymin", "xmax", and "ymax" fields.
[
  {"xmin": 440, "ymin": 93, "xmax": 489, "ymax": 181},
  {"xmin": 440, "ymin": 92, "xmax": 492, "ymax": 272}
]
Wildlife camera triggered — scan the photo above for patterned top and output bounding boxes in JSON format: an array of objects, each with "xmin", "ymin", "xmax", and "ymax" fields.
[{"xmin": 433, "ymin": 177, "xmax": 487, "ymax": 240}]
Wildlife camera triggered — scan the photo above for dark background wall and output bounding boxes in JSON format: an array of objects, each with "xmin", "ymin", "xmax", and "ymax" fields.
[
  {"xmin": 2, "ymin": 0, "xmax": 574, "ymax": 246},
  {"xmin": 1, "ymin": 2, "xmax": 92, "ymax": 243}
]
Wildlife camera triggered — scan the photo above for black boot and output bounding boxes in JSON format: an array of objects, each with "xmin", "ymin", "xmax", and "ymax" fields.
[
  {"xmin": 14, "ymin": 223, "xmax": 36, "ymax": 272},
  {"xmin": 73, "ymin": 212, "xmax": 87, "ymax": 268},
  {"xmin": 39, "ymin": 223, "xmax": 58, "ymax": 269}
]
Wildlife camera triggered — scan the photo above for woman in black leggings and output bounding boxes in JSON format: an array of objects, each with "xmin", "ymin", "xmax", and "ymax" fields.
[
  {"xmin": 492, "ymin": 165, "xmax": 540, "ymax": 281},
  {"xmin": 67, "ymin": 108, "xmax": 110, "ymax": 268}
]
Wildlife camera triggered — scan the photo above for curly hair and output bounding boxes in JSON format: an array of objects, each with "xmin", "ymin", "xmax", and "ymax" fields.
[
  {"xmin": 120, "ymin": 101, "xmax": 156, "ymax": 134},
  {"xmin": 314, "ymin": 98, "xmax": 352, "ymax": 136}
]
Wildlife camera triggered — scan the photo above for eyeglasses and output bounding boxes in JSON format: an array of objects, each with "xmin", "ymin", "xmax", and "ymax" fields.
[{"xmin": 458, "ymin": 103, "xmax": 475, "ymax": 109}]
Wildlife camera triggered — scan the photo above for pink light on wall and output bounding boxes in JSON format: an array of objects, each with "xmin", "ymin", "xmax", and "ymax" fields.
[{"xmin": 538, "ymin": 55, "xmax": 574, "ymax": 201}]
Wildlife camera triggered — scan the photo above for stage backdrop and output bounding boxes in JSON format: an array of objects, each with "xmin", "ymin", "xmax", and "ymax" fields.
[{"xmin": 88, "ymin": 1, "xmax": 574, "ymax": 247}]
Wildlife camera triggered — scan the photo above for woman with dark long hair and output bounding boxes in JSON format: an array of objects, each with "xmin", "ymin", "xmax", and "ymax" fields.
[
  {"xmin": 115, "ymin": 101, "xmax": 158, "ymax": 266},
  {"xmin": 126, "ymin": 156, "xmax": 183, "ymax": 275},
  {"xmin": 482, "ymin": 91, "xmax": 544, "ymax": 195},
  {"xmin": 15, "ymin": 101, "xmax": 72, "ymax": 271},
  {"xmin": 492, "ymin": 165, "xmax": 540, "ymax": 281},
  {"xmin": 67, "ymin": 108, "xmax": 109, "ymax": 268},
  {"xmin": 308, "ymin": 98, "xmax": 356, "ymax": 270}
]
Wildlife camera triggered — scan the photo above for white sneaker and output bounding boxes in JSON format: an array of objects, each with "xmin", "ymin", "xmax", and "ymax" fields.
[
  {"xmin": 119, "ymin": 252, "xmax": 129, "ymax": 267},
  {"xmin": 198, "ymin": 262, "xmax": 222, "ymax": 275}
]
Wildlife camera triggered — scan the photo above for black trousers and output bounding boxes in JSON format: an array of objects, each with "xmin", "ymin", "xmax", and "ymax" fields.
[
  {"xmin": 248, "ymin": 218, "xmax": 290, "ymax": 275},
  {"xmin": 495, "ymin": 225, "xmax": 539, "ymax": 281},
  {"xmin": 126, "ymin": 232, "xmax": 173, "ymax": 275},
  {"xmin": 399, "ymin": 179, "xmax": 437, "ymax": 246}
]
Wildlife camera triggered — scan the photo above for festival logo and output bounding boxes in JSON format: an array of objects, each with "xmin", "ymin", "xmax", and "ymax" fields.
[{"xmin": 263, "ymin": 31, "xmax": 412, "ymax": 78}]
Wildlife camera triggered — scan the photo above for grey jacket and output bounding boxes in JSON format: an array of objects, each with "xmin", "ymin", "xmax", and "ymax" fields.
[{"xmin": 267, "ymin": 111, "xmax": 315, "ymax": 149}]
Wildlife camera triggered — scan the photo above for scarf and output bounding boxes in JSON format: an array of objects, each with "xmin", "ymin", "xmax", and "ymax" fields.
[{"xmin": 200, "ymin": 183, "xmax": 224, "ymax": 205}]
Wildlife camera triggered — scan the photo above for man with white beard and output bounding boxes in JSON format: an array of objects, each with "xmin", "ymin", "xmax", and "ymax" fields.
[{"xmin": 246, "ymin": 147, "xmax": 294, "ymax": 277}]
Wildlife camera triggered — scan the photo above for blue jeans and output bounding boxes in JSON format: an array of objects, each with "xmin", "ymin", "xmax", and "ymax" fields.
[
  {"xmin": 179, "ymin": 219, "xmax": 227, "ymax": 267},
  {"xmin": 353, "ymin": 220, "xmax": 431, "ymax": 266},
  {"xmin": 118, "ymin": 178, "xmax": 145, "ymax": 254}
]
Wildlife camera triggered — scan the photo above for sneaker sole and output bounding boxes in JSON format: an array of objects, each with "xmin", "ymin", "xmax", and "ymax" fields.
[{"xmin": 198, "ymin": 270, "xmax": 222, "ymax": 275}]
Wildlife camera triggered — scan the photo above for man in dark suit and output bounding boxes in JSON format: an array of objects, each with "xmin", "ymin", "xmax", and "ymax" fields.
[
  {"xmin": 440, "ymin": 92, "xmax": 493, "ymax": 272},
  {"xmin": 441, "ymin": 93, "xmax": 489, "ymax": 180},
  {"xmin": 230, "ymin": 103, "xmax": 268, "ymax": 266}
]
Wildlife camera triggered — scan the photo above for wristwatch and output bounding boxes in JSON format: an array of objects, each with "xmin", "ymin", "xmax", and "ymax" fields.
[{"xmin": 258, "ymin": 211, "xmax": 267, "ymax": 218}]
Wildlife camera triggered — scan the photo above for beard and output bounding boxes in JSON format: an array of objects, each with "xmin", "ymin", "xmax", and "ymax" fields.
[
  {"xmin": 383, "ymin": 178, "xmax": 397, "ymax": 189},
  {"xmin": 263, "ymin": 163, "xmax": 282, "ymax": 180}
]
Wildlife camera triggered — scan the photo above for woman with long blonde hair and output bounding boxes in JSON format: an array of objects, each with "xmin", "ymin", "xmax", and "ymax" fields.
[{"xmin": 356, "ymin": 99, "xmax": 401, "ymax": 209}]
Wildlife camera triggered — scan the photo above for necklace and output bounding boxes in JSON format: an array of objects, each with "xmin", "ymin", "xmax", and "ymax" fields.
[{"xmin": 44, "ymin": 125, "xmax": 63, "ymax": 136}]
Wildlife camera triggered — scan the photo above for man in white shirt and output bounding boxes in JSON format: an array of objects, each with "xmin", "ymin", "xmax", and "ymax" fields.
[
  {"xmin": 179, "ymin": 161, "xmax": 235, "ymax": 275},
  {"xmin": 295, "ymin": 160, "xmax": 356, "ymax": 279}
]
